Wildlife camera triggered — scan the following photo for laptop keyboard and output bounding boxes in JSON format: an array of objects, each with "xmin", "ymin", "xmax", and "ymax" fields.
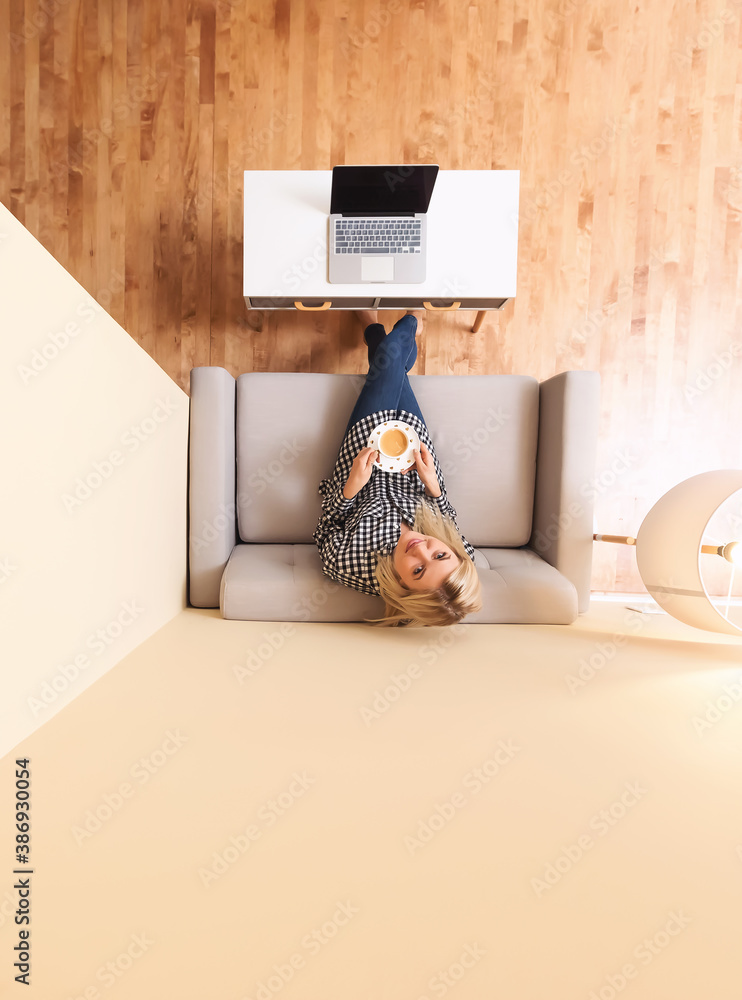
[{"xmin": 334, "ymin": 218, "xmax": 422, "ymax": 254}]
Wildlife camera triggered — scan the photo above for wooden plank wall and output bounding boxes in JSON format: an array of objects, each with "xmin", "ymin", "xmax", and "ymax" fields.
[{"xmin": 1, "ymin": 0, "xmax": 741, "ymax": 595}]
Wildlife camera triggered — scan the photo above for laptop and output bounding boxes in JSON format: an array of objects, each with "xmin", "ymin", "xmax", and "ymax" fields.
[{"xmin": 329, "ymin": 164, "xmax": 439, "ymax": 284}]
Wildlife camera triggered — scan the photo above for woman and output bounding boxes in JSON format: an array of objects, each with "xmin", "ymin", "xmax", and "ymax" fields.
[{"xmin": 313, "ymin": 309, "xmax": 482, "ymax": 627}]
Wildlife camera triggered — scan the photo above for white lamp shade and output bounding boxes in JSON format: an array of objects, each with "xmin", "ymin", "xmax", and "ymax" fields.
[{"xmin": 635, "ymin": 470, "xmax": 742, "ymax": 635}]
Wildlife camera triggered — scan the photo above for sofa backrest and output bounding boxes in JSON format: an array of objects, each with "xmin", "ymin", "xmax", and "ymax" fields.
[{"xmin": 235, "ymin": 373, "xmax": 539, "ymax": 546}]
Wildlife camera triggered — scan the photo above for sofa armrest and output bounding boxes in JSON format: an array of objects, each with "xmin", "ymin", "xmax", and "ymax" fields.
[
  {"xmin": 188, "ymin": 367, "xmax": 237, "ymax": 607},
  {"xmin": 529, "ymin": 370, "xmax": 601, "ymax": 613}
]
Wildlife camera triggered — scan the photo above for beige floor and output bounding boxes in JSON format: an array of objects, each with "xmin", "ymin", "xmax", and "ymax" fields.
[{"xmin": 1, "ymin": 602, "xmax": 741, "ymax": 999}]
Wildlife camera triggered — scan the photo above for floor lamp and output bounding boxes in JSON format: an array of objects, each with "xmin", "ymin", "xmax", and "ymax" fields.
[{"xmin": 593, "ymin": 470, "xmax": 742, "ymax": 636}]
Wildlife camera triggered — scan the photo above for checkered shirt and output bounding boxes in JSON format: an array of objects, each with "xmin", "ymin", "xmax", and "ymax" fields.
[{"xmin": 313, "ymin": 409, "xmax": 476, "ymax": 595}]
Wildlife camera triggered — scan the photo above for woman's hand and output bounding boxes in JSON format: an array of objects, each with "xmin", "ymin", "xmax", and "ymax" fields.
[
  {"xmin": 402, "ymin": 442, "xmax": 442, "ymax": 497},
  {"xmin": 343, "ymin": 446, "xmax": 379, "ymax": 499}
]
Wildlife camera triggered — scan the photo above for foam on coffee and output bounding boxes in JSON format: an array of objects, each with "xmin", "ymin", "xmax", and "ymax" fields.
[{"xmin": 379, "ymin": 428, "xmax": 409, "ymax": 457}]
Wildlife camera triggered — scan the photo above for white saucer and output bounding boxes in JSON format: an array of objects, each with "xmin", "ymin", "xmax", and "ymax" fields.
[{"xmin": 368, "ymin": 420, "xmax": 421, "ymax": 474}]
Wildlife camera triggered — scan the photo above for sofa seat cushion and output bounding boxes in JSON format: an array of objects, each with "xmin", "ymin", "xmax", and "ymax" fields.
[
  {"xmin": 220, "ymin": 544, "xmax": 577, "ymax": 624},
  {"xmin": 221, "ymin": 542, "xmax": 382, "ymax": 622},
  {"xmin": 235, "ymin": 373, "xmax": 539, "ymax": 547},
  {"xmin": 465, "ymin": 546, "xmax": 577, "ymax": 623}
]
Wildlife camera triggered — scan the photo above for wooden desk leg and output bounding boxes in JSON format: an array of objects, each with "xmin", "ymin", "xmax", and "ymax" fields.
[{"xmin": 472, "ymin": 310, "xmax": 487, "ymax": 333}]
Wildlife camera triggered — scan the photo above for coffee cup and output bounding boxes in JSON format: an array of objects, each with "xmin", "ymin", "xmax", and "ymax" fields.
[{"xmin": 379, "ymin": 428, "xmax": 409, "ymax": 458}]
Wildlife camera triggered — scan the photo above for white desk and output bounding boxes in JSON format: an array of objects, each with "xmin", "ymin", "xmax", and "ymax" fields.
[{"xmin": 243, "ymin": 170, "xmax": 519, "ymax": 331}]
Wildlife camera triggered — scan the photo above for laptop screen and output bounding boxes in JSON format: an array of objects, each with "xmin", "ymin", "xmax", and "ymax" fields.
[{"xmin": 330, "ymin": 165, "xmax": 439, "ymax": 215}]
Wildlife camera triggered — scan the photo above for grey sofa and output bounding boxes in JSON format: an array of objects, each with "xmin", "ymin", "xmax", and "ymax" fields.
[{"xmin": 188, "ymin": 367, "xmax": 600, "ymax": 623}]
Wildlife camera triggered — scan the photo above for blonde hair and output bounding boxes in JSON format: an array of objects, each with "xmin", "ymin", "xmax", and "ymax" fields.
[{"xmin": 371, "ymin": 502, "xmax": 482, "ymax": 627}]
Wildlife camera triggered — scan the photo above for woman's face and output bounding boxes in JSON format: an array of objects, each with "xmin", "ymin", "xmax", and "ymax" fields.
[{"xmin": 393, "ymin": 526, "xmax": 461, "ymax": 591}]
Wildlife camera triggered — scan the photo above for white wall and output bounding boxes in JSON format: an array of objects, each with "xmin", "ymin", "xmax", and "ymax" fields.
[
  {"xmin": 1, "ymin": 603, "xmax": 740, "ymax": 998},
  {"xmin": 0, "ymin": 204, "xmax": 189, "ymax": 755}
]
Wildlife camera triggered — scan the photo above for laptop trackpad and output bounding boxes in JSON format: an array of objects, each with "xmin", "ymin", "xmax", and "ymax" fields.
[{"xmin": 361, "ymin": 256, "xmax": 394, "ymax": 282}]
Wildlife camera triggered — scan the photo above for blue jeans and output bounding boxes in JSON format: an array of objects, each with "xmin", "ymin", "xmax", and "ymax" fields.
[{"xmin": 345, "ymin": 314, "xmax": 426, "ymax": 434}]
